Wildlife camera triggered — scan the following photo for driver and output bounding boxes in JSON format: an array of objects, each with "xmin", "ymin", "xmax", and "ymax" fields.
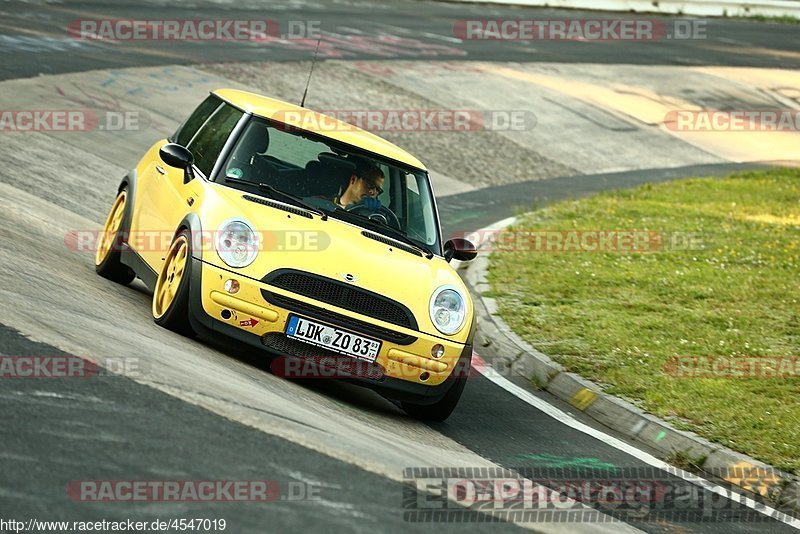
[{"xmin": 334, "ymin": 160, "xmax": 384, "ymax": 210}]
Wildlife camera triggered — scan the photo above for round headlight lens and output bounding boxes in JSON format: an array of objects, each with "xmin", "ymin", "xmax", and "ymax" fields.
[
  {"xmin": 429, "ymin": 286, "xmax": 467, "ymax": 335},
  {"xmin": 216, "ymin": 219, "xmax": 259, "ymax": 268}
]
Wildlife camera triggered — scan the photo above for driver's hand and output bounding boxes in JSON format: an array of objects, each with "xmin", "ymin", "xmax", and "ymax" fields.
[{"xmin": 361, "ymin": 197, "xmax": 381, "ymax": 212}]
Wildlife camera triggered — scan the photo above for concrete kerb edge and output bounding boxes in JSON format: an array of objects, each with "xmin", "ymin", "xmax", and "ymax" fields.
[{"xmin": 456, "ymin": 217, "xmax": 800, "ymax": 516}]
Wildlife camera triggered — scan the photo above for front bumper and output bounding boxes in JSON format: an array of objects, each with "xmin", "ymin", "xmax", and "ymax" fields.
[{"xmin": 187, "ymin": 258, "xmax": 473, "ymax": 404}]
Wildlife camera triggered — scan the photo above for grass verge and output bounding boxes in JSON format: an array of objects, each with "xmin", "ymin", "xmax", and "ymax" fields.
[{"xmin": 487, "ymin": 169, "xmax": 800, "ymax": 474}]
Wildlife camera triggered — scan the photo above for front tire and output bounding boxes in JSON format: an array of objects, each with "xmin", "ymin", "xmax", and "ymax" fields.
[
  {"xmin": 95, "ymin": 188, "xmax": 135, "ymax": 284},
  {"xmin": 401, "ymin": 360, "xmax": 470, "ymax": 421},
  {"xmin": 152, "ymin": 229, "xmax": 195, "ymax": 337}
]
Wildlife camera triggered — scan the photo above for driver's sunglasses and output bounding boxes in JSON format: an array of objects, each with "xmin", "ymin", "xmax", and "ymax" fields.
[{"xmin": 362, "ymin": 179, "xmax": 384, "ymax": 195}]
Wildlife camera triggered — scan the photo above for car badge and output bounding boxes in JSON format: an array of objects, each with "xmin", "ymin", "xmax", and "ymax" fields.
[{"xmin": 342, "ymin": 273, "xmax": 357, "ymax": 283}]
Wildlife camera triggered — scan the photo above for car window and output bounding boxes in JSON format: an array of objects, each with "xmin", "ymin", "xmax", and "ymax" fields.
[
  {"xmin": 405, "ymin": 172, "xmax": 437, "ymax": 245},
  {"xmin": 266, "ymin": 127, "xmax": 330, "ymax": 168},
  {"xmin": 174, "ymin": 95, "xmax": 221, "ymax": 147},
  {"xmin": 187, "ymin": 103, "xmax": 243, "ymax": 177},
  {"xmin": 218, "ymin": 117, "xmax": 440, "ymax": 253},
  {"xmin": 221, "ymin": 120, "xmax": 347, "ymax": 196},
  {"xmin": 376, "ymin": 163, "xmax": 390, "ymax": 205}
]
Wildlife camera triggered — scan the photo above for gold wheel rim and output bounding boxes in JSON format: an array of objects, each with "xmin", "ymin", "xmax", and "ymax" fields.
[
  {"xmin": 95, "ymin": 191, "xmax": 127, "ymax": 265},
  {"xmin": 152, "ymin": 235, "xmax": 188, "ymax": 319}
]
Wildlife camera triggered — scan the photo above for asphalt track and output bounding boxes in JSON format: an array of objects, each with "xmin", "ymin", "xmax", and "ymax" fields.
[
  {"xmin": 1, "ymin": 1, "xmax": 798, "ymax": 532},
  {"xmin": 1, "ymin": 0, "xmax": 800, "ymax": 81}
]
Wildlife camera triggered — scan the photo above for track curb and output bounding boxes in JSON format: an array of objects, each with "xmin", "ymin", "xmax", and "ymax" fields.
[{"xmin": 457, "ymin": 217, "xmax": 800, "ymax": 516}]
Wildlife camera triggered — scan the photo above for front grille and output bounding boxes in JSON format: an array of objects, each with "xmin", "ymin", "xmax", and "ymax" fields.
[
  {"xmin": 261, "ymin": 290, "xmax": 415, "ymax": 345},
  {"xmin": 262, "ymin": 333, "xmax": 385, "ymax": 380},
  {"xmin": 262, "ymin": 269, "xmax": 417, "ymax": 330}
]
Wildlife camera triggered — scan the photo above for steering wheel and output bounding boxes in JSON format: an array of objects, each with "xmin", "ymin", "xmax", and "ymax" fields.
[{"xmin": 346, "ymin": 203, "xmax": 402, "ymax": 230}]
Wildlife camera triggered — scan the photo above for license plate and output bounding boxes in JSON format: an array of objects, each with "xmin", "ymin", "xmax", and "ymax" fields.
[{"xmin": 285, "ymin": 315, "xmax": 381, "ymax": 362}]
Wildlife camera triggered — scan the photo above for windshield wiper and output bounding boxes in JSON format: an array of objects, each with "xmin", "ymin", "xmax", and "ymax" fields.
[
  {"xmin": 256, "ymin": 183, "xmax": 328, "ymax": 220},
  {"xmin": 222, "ymin": 177, "xmax": 327, "ymax": 220},
  {"xmin": 379, "ymin": 229, "xmax": 434, "ymax": 259},
  {"xmin": 332, "ymin": 207, "xmax": 434, "ymax": 259}
]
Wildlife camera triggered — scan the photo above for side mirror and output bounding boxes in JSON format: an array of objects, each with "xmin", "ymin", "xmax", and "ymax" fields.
[
  {"xmin": 443, "ymin": 238, "xmax": 478, "ymax": 263},
  {"xmin": 159, "ymin": 143, "xmax": 195, "ymax": 183},
  {"xmin": 159, "ymin": 143, "xmax": 194, "ymax": 169}
]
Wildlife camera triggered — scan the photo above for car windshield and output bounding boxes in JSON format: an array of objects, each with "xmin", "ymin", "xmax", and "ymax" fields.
[{"xmin": 216, "ymin": 116, "xmax": 441, "ymax": 254}]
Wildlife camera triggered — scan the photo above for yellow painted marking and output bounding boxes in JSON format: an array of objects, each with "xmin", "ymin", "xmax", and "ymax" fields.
[
  {"xmin": 696, "ymin": 44, "xmax": 800, "ymax": 62},
  {"xmin": 691, "ymin": 67, "xmax": 800, "ymax": 94},
  {"xmin": 770, "ymin": 160, "xmax": 800, "ymax": 168},
  {"xmin": 723, "ymin": 461, "xmax": 783, "ymax": 497},
  {"xmin": 570, "ymin": 388, "xmax": 598, "ymax": 411},
  {"xmin": 0, "ymin": 21, "xmax": 60, "ymax": 39},
  {"xmin": 741, "ymin": 213, "xmax": 800, "ymax": 226},
  {"xmin": 481, "ymin": 64, "xmax": 690, "ymax": 125},
  {"xmin": 481, "ymin": 64, "xmax": 800, "ymax": 164}
]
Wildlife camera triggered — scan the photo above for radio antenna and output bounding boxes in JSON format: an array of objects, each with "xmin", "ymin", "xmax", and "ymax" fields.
[{"xmin": 300, "ymin": 36, "xmax": 322, "ymax": 108}]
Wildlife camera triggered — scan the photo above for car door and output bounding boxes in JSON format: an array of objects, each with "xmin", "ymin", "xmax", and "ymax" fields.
[
  {"xmin": 138, "ymin": 99, "xmax": 243, "ymax": 271},
  {"xmin": 132, "ymin": 96, "xmax": 220, "ymax": 268}
]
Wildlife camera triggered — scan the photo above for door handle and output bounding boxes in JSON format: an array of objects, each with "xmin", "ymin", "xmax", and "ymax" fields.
[{"xmin": 156, "ymin": 165, "xmax": 166, "ymax": 175}]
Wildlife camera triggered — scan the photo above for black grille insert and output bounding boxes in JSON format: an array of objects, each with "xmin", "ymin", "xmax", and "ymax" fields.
[
  {"xmin": 262, "ymin": 333, "xmax": 385, "ymax": 380},
  {"xmin": 261, "ymin": 290, "xmax": 415, "ymax": 345},
  {"xmin": 262, "ymin": 269, "xmax": 417, "ymax": 330}
]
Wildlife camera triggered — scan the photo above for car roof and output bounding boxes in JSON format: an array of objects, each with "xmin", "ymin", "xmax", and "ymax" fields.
[{"xmin": 213, "ymin": 89, "xmax": 427, "ymax": 171}]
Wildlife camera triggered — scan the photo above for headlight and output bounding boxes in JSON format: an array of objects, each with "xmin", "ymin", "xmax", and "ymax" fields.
[
  {"xmin": 216, "ymin": 218, "xmax": 259, "ymax": 268},
  {"xmin": 429, "ymin": 285, "xmax": 467, "ymax": 335}
]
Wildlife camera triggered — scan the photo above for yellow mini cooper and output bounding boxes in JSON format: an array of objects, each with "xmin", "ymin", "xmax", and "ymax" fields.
[{"xmin": 95, "ymin": 89, "xmax": 477, "ymax": 421}]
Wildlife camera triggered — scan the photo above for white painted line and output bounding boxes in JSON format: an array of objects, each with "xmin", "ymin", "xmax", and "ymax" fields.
[
  {"xmin": 336, "ymin": 26, "xmax": 366, "ymax": 35},
  {"xmin": 472, "ymin": 356, "xmax": 800, "ymax": 528},
  {"xmin": 463, "ymin": 216, "xmax": 517, "ymax": 249},
  {"xmin": 420, "ymin": 31, "xmax": 463, "ymax": 44},
  {"xmin": 372, "ymin": 23, "xmax": 413, "ymax": 35},
  {"xmin": 715, "ymin": 37, "xmax": 753, "ymax": 45}
]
